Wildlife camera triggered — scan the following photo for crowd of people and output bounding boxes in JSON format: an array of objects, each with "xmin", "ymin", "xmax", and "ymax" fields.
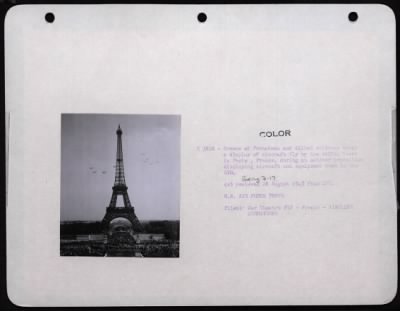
[
  {"xmin": 61, "ymin": 232, "xmax": 179, "ymax": 257},
  {"xmin": 141, "ymin": 244, "xmax": 179, "ymax": 257},
  {"xmin": 60, "ymin": 241, "xmax": 105, "ymax": 256}
]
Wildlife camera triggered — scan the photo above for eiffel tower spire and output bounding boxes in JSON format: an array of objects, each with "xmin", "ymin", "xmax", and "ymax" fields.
[
  {"xmin": 102, "ymin": 125, "xmax": 142, "ymax": 232},
  {"xmin": 114, "ymin": 124, "xmax": 126, "ymax": 187}
]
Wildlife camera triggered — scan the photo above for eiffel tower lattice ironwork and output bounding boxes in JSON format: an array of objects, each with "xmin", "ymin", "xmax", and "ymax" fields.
[{"xmin": 102, "ymin": 125, "xmax": 143, "ymax": 232}]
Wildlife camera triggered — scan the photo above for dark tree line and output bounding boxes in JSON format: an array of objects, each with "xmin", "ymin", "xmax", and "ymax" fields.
[
  {"xmin": 60, "ymin": 221, "xmax": 103, "ymax": 235},
  {"xmin": 142, "ymin": 221, "xmax": 180, "ymax": 240},
  {"xmin": 61, "ymin": 220, "xmax": 180, "ymax": 240}
]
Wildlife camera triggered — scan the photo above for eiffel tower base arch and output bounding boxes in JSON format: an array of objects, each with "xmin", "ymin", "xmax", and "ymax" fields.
[{"xmin": 102, "ymin": 207, "xmax": 143, "ymax": 233}]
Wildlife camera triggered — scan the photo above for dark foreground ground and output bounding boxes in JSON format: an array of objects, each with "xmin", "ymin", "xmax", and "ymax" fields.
[
  {"xmin": 60, "ymin": 220, "xmax": 179, "ymax": 257},
  {"xmin": 60, "ymin": 239, "xmax": 179, "ymax": 257}
]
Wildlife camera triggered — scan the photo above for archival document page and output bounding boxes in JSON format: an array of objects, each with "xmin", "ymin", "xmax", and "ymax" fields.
[{"xmin": 5, "ymin": 4, "xmax": 397, "ymax": 306}]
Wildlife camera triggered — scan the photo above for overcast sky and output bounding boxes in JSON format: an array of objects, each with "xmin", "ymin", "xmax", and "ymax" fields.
[{"xmin": 61, "ymin": 114, "xmax": 180, "ymax": 221}]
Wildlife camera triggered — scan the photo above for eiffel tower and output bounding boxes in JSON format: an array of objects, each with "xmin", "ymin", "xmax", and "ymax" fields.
[{"xmin": 102, "ymin": 125, "xmax": 143, "ymax": 233}]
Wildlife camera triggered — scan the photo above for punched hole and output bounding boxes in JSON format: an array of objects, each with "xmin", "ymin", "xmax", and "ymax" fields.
[
  {"xmin": 348, "ymin": 12, "xmax": 358, "ymax": 22},
  {"xmin": 45, "ymin": 12, "xmax": 55, "ymax": 23},
  {"xmin": 197, "ymin": 12, "xmax": 207, "ymax": 23}
]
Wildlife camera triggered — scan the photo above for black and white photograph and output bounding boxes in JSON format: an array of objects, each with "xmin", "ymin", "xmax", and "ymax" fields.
[{"xmin": 60, "ymin": 114, "xmax": 180, "ymax": 257}]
